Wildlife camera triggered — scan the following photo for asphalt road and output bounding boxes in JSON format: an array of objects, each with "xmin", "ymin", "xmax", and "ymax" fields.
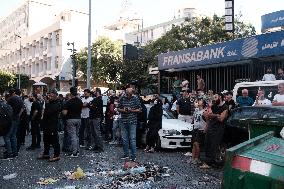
[{"xmin": 0, "ymin": 135, "xmax": 222, "ymax": 189}]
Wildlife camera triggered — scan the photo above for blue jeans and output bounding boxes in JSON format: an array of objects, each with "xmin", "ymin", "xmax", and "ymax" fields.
[
  {"xmin": 121, "ymin": 121, "xmax": 137, "ymax": 159},
  {"xmin": 4, "ymin": 118, "xmax": 20, "ymax": 155}
]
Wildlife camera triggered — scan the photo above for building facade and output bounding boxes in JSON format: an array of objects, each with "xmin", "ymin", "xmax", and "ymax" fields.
[
  {"xmin": 125, "ymin": 7, "xmax": 197, "ymax": 46},
  {"xmin": 0, "ymin": 0, "xmax": 88, "ymax": 92}
]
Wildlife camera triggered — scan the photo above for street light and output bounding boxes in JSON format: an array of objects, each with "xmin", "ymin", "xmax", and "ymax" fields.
[
  {"xmin": 15, "ymin": 34, "xmax": 22, "ymax": 89},
  {"xmin": 67, "ymin": 42, "xmax": 77, "ymax": 87}
]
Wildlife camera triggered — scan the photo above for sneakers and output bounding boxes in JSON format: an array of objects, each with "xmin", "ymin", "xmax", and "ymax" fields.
[
  {"xmin": 67, "ymin": 152, "xmax": 79, "ymax": 158},
  {"xmin": 37, "ymin": 154, "xmax": 50, "ymax": 160},
  {"xmin": 200, "ymin": 163, "xmax": 211, "ymax": 169},
  {"xmin": 184, "ymin": 152, "xmax": 192, "ymax": 157},
  {"xmin": 120, "ymin": 155, "xmax": 129, "ymax": 160},
  {"xmin": 2, "ymin": 154, "xmax": 14, "ymax": 160},
  {"xmin": 49, "ymin": 156, "xmax": 60, "ymax": 162},
  {"xmin": 130, "ymin": 158, "xmax": 136, "ymax": 162},
  {"xmin": 109, "ymin": 141, "xmax": 118, "ymax": 145},
  {"xmin": 79, "ymin": 145, "xmax": 86, "ymax": 148}
]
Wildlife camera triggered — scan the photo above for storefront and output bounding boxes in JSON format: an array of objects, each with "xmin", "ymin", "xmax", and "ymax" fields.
[{"xmin": 158, "ymin": 29, "xmax": 284, "ymax": 94}]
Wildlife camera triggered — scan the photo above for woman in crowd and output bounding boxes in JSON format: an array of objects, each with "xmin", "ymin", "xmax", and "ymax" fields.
[{"xmin": 145, "ymin": 98, "xmax": 163, "ymax": 153}]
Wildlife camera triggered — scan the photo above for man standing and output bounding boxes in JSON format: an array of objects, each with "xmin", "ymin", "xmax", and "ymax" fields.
[
  {"xmin": 80, "ymin": 89, "xmax": 93, "ymax": 147},
  {"xmin": 38, "ymin": 90, "xmax": 61, "ymax": 162},
  {"xmin": 117, "ymin": 88, "xmax": 141, "ymax": 161},
  {"xmin": 197, "ymin": 74, "xmax": 205, "ymax": 91},
  {"xmin": 172, "ymin": 76, "xmax": 182, "ymax": 96},
  {"xmin": 88, "ymin": 89, "xmax": 104, "ymax": 152},
  {"xmin": 272, "ymin": 83, "xmax": 284, "ymax": 106},
  {"xmin": 262, "ymin": 68, "xmax": 276, "ymax": 81},
  {"xmin": 224, "ymin": 91, "xmax": 236, "ymax": 111},
  {"xmin": 27, "ymin": 93, "xmax": 42, "ymax": 150},
  {"xmin": 3, "ymin": 89, "xmax": 24, "ymax": 159},
  {"xmin": 201, "ymin": 93, "xmax": 228, "ymax": 169},
  {"xmin": 176, "ymin": 89, "xmax": 192, "ymax": 123},
  {"xmin": 237, "ymin": 89, "xmax": 254, "ymax": 107},
  {"xmin": 253, "ymin": 89, "xmax": 272, "ymax": 106},
  {"xmin": 62, "ymin": 87, "xmax": 83, "ymax": 157},
  {"xmin": 276, "ymin": 68, "xmax": 284, "ymax": 80}
]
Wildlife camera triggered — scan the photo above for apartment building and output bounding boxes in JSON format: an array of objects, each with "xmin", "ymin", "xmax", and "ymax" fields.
[{"xmin": 0, "ymin": 0, "xmax": 88, "ymax": 91}]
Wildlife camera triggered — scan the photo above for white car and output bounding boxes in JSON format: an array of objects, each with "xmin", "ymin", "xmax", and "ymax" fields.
[{"xmin": 146, "ymin": 104, "xmax": 193, "ymax": 149}]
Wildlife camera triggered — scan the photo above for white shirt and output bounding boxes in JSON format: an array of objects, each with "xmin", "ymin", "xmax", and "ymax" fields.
[
  {"xmin": 81, "ymin": 96, "xmax": 93, "ymax": 118},
  {"xmin": 273, "ymin": 94, "xmax": 284, "ymax": 102},
  {"xmin": 193, "ymin": 108, "xmax": 206, "ymax": 130},
  {"xmin": 262, "ymin": 74, "xmax": 276, "ymax": 81},
  {"xmin": 24, "ymin": 98, "xmax": 33, "ymax": 115},
  {"xmin": 171, "ymin": 100, "xmax": 177, "ymax": 111},
  {"xmin": 252, "ymin": 98, "xmax": 272, "ymax": 106},
  {"xmin": 181, "ymin": 80, "xmax": 189, "ymax": 91}
]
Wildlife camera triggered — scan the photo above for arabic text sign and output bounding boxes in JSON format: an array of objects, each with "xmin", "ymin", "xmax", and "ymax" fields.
[
  {"xmin": 158, "ymin": 30, "xmax": 284, "ymax": 71},
  {"xmin": 261, "ymin": 10, "xmax": 284, "ymax": 32}
]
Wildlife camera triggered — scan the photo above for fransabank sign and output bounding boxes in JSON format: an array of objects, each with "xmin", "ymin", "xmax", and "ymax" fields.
[{"xmin": 158, "ymin": 29, "xmax": 284, "ymax": 71}]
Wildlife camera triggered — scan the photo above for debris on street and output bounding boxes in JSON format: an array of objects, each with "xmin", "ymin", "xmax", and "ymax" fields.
[
  {"xmin": 3, "ymin": 173, "xmax": 17, "ymax": 180},
  {"xmin": 37, "ymin": 177, "xmax": 59, "ymax": 185}
]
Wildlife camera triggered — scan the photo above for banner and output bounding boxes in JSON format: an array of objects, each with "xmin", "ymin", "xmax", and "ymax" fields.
[
  {"xmin": 158, "ymin": 30, "xmax": 284, "ymax": 71},
  {"xmin": 261, "ymin": 10, "xmax": 284, "ymax": 32}
]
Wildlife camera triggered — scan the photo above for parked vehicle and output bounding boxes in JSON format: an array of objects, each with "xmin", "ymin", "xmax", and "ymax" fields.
[
  {"xmin": 232, "ymin": 80, "xmax": 284, "ymax": 102},
  {"xmin": 145, "ymin": 104, "xmax": 193, "ymax": 149}
]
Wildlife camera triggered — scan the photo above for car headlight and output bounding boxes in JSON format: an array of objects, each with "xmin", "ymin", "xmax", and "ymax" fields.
[{"xmin": 162, "ymin": 129, "xmax": 181, "ymax": 136}]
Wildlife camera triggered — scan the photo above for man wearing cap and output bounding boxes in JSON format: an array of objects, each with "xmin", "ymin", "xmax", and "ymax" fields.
[
  {"xmin": 62, "ymin": 87, "xmax": 83, "ymax": 157},
  {"xmin": 38, "ymin": 90, "xmax": 61, "ymax": 162}
]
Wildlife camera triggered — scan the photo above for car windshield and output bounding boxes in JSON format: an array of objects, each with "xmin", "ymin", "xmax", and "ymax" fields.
[{"xmin": 146, "ymin": 104, "xmax": 175, "ymax": 119}]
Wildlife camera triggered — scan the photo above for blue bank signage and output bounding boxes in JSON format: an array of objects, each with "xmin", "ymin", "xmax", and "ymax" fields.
[
  {"xmin": 261, "ymin": 10, "xmax": 284, "ymax": 32},
  {"xmin": 158, "ymin": 30, "xmax": 284, "ymax": 71}
]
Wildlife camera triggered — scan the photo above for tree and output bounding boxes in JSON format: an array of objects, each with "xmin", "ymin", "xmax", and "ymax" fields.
[
  {"xmin": 77, "ymin": 37, "xmax": 123, "ymax": 86},
  {"xmin": 0, "ymin": 71, "xmax": 15, "ymax": 94},
  {"xmin": 13, "ymin": 74, "xmax": 30, "ymax": 89}
]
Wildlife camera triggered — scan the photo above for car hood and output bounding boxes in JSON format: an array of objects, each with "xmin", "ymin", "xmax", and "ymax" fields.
[{"xmin": 162, "ymin": 119, "xmax": 193, "ymax": 131}]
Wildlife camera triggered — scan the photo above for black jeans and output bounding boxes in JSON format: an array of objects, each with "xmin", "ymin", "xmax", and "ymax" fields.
[
  {"xmin": 43, "ymin": 127, "xmax": 60, "ymax": 157},
  {"xmin": 204, "ymin": 124, "xmax": 225, "ymax": 165},
  {"xmin": 80, "ymin": 118, "xmax": 89, "ymax": 146},
  {"xmin": 31, "ymin": 120, "xmax": 41, "ymax": 147}
]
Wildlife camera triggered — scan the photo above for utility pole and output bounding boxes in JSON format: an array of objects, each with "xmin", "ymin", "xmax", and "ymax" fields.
[
  {"xmin": 87, "ymin": 0, "xmax": 92, "ymax": 89},
  {"xmin": 67, "ymin": 42, "xmax": 77, "ymax": 87},
  {"xmin": 15, "ymin": 34, "xmax": 22, "ymax": 89}
]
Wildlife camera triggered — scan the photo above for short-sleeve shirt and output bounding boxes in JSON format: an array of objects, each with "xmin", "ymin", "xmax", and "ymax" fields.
[
  {"xmin": 177, "ymin": 98, "xmax": 191, "ymax": 115},
  {"xmin": 31, "ymin": 100, "xmax": 42, "ymax": 121},
  {"xmin": 63, "ymin": 97, "xmax": 83, "ymax": 119},
  {"xmin": 273, "ymin": 94, "xmax": 284, "ymax": 103},
  {"xmin": 193, "ymin": 108, "xmax": 206, "ymax": 130},
  {"xmin": 208, "ymin": 103, "xmax": 228, "ymax": 129},
  {"xmin": 237, "ymin": 96, "xmax": 254, "ymax": 107},
  {"xmin": 81, "ymin": 96, "xmax": 93, "ymax": 118},
  {"xmin": 118, "ymin": 95, "xmax": 141, "ymax": 123}
]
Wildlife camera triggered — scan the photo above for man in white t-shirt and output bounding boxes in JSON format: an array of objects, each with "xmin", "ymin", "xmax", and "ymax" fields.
[
  {"xmin": 253, "ymin": 89, "xmax": 272, "ymax": 106},
  {"xmin": 262, "ymin": 68, "xmax": 276, "ymax": 81},
  {"xmin": 80, "ymin": 89, "xmax": 93, "ymax": 147},
  {"xmin": 272, "ymin": 83, "xmax": 284, "ymax": 106}
]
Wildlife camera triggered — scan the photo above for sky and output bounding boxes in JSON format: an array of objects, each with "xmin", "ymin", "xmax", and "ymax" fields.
[{"xmin": 0, "ymin": 0, "xmax": 284, "ymax": 34}]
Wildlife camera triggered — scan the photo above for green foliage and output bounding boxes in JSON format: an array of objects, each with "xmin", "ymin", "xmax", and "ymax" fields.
[
  {"xmin": 76, "ymin": 37, "xmax": 123, "ymax": 85},
  {"xmin": 13, "ymin": 74, "xmax": 30, "ymax": 89},
  {"xmin": 0, "ymin": 71, "xmax": 15, "ymax": 93}
]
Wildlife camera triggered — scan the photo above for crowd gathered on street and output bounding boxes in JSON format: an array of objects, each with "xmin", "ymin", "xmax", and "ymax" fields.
[{"xmin": 0, "ymin": 67, "xmax": 284, "ymax": 171}]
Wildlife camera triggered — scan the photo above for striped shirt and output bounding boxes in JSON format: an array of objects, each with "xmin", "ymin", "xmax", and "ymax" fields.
[{"xmin": 118, "ymin": 95, "xmax": 141, "ymax": 123}]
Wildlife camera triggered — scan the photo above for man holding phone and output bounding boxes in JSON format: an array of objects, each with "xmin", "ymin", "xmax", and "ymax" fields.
[{"xmin": 117, "ymin": 87, "xmax": 141, "ymax": 162}]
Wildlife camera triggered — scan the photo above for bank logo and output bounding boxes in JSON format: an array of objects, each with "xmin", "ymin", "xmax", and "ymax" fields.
[{"xmin": 241, "ymin": 37, "xmax": 258, "ymax": 57}]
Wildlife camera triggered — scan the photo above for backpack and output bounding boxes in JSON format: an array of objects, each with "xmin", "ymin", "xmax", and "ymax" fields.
[{"xmin": 0, "ymin": 100, "xmax": 13, "ymax": 136}]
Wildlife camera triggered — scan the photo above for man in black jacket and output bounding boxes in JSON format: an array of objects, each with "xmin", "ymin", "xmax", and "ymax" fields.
[{"xmin": 38, "ymin": 90, "xmax": 61, "ymax": 162}]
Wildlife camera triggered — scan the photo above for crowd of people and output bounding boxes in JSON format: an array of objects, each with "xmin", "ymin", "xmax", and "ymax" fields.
[{"xmin": 0, "ymin": 75, "xmax": 284, "ymax": 169}]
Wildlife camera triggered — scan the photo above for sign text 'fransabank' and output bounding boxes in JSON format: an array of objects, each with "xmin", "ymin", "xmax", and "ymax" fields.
[{"xmin": 163, "ymin": 46, "xmax": 226, "ymax": 66}]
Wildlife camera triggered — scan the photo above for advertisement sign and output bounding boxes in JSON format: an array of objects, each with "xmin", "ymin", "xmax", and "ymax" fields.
[
  {"xmin": 158, "ymin": 30, "xmax": 284, "ymax": 71},
  {"xmin": 261, "ymin": 10, "xmax": 284, "ymax": 32}
]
